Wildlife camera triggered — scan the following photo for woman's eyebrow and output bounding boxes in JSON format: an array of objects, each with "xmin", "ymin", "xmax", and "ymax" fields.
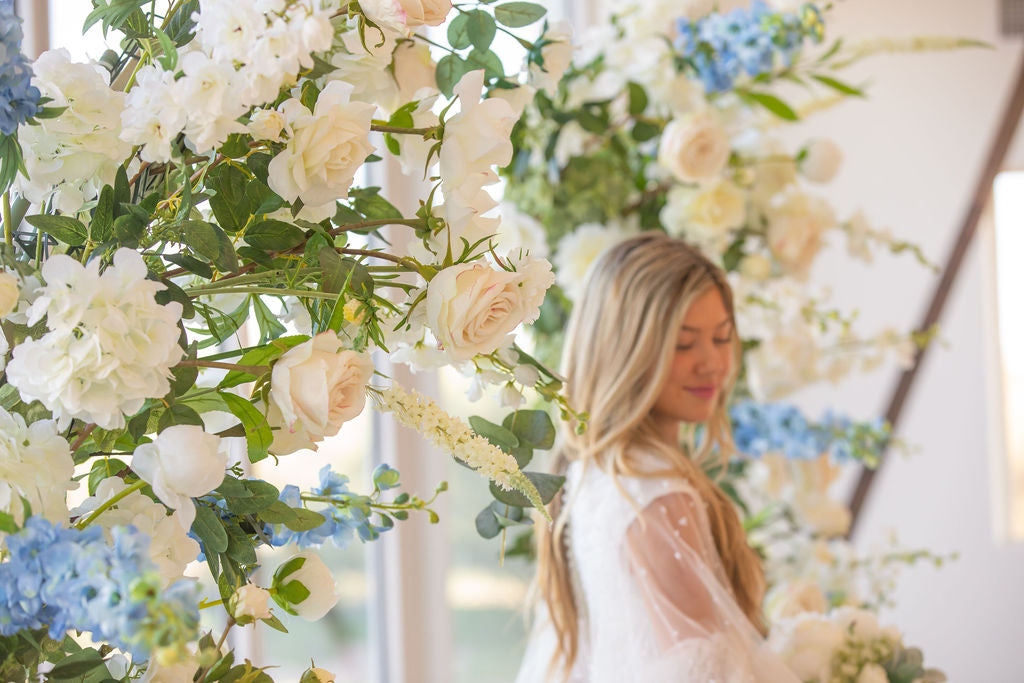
[{"xmin": 680, "ymin": 318, "xmax": 732, "ymax": 332}]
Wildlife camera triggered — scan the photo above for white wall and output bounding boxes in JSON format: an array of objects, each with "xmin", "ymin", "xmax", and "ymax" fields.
[{"xmin": 781, "ymin": 1, "xmax": 1024, "ymax": 679}]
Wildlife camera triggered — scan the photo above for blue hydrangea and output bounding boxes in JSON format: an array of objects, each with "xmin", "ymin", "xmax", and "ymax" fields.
[
  {"xmin": 267, "ymin": 465, "xmax": 397, "ymax": 550},
  {"xmin": 0, "ymin": 1, "xmax": 39, "ymax": 135},
  {"xmin": 674, "ymin": 1, "xmax": 825, "ymax": 93},
  {"xmin": 0, "ymin": 517, "xmax": 199, "ymax": 659},
  {"xmin": 730, "ymin": 400, "xmax": 888, "ymax": 462}
]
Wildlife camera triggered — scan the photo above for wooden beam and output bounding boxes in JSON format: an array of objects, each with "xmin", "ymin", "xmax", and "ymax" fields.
[{"xmin": 847, "ymin": 50, "xmax": 1024, "ymax": 536}]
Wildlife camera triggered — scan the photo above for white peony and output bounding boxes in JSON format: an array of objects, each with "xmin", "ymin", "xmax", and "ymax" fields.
[
  {"xmin": 7, "ymin": 249, "xmax": 183, "ymax": 430},
  {"xmin": 70, "ymin": 477, "xmax": 199, "ymax": 587},
  {"xmin": 268, "ymin": 80, "xmax": 376, "ymax": 218},
  {"xmin": 16, "ymin": 49, "xmax": 131, "ymax": 214},
  {"xmin": 396, "ymin": 0, "xmax": 451, "ymax": 27},
  {"xmin": 425, "ymin": 257, "xmax": 554, "ymax": 361},
  {"xmin": 800, "ymin": 138, "xmax": 842, "ymax": 183},
  {"xmin": 0, "ymin": 407, "xmax": 75, "ymax": 531},
  {"xmin": 273, "ymin": 550, "xmax": 339, "ymax": 621},
  {"xmin": 229, "ymin": 583, "xmax": 273, "ymax": 622},
  {"xmin": 529, "ymin": 21, "xmax": 574, "ymax": 96},
  {"xmin": 658, "ymin": 112, "xmax": 731, "ymax": 183},
  {"xmin": 553, "ymin": 220, "xmax": 634, "ymax": 300},
  {"xmin": 0, "ymin": 270, "xmax": 18, "ymax": 317},
  {"xmin": 267, "ymin": 332, "xmax": 374, "ymax": 455},
  {"xmin": 765, "ymin": 190, "xmax": 835, "ymax": 280},
  {"xmin": 131, "ymin": 425, "xmax": 227, "ymax": 530},
  {"xmin": 119, "ymin": 64, "xmax": 187, "ymax": 163},
  {"xmin": 660, "ymin": 180, "xmax": 745, "ymax": 251},
  {"xmin": 439, "ymin": 70, "xmax": 516, "ymax": 191}
]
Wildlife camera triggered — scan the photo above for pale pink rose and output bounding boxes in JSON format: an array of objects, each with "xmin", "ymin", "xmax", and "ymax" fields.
[
  {"xmin": 396, "ymin": 0, "xmax": 451, "ymax": 26},
  {"xmin": 658, "ymin": 112, "xmax": 731, "ymax": 183}
]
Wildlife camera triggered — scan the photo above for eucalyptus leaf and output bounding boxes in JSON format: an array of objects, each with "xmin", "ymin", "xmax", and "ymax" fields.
[
  {"xmin": 192, "ymin": 502, "xmax": 229, "ymax": 554},
  {"xmin": 489, "ymin": 471, "xmax": 564, "ymax": 508},
  {"xmin": 494, "ymin": 1, "xmax": 547, "ymax": 27}
]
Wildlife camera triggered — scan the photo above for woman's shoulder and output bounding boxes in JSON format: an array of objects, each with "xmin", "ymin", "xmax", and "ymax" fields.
[{"xmin": 567, "ymin": 456, "xmax": 701, "ymax": 513}]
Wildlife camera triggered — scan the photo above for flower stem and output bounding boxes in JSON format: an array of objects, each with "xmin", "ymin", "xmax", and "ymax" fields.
[
  {"xmin": 2, "ymin": 192, "xmax": 11, "ymax": 246},
  {"xmin": 74, "ymin": 479, "xmax": 148, "ymax": 529},
  {"xmin": 185, "ymin": 286, "xmax": 341, "ymax": 300},
  {"xmin": 196, "ymin": 619, "xmax": 235, "ymax": 683},
  {"xmin": 70, "ymin": 424, "xmax": 98, "ymax": 452},
  {"xmin": 370, "ymin": 123, "xmax": 440, "ymax": 137},
  {"xmin": 176, "ymin": 359, "xmax": 269, "ymax": 374}
]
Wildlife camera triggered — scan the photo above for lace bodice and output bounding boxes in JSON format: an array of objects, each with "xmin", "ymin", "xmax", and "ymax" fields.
[{"xmin": 516, "ymin": 461, "xmax": 799, "ymax": 683}]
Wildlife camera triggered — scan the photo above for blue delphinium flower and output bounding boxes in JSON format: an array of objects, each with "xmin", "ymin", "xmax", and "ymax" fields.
[
  {"xmin": 674, "ymin": 1, "xmax": 826, "ymax": 93},
  {"xmin": 0, "ymin": 517, "xmax": 199, "ymax": 659},
  {"xmin": 0, "ymin": 1, "xmax": 39, "ymax": 135}
]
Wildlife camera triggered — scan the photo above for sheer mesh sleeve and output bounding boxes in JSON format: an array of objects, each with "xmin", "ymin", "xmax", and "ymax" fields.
[{"xmin": 624, "ymin": 487, "xmax": 800, "ymax": 682}]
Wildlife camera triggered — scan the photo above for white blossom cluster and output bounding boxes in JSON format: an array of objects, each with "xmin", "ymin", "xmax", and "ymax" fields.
[
  {"xmin": 0, "ymin": 406, "xmax": 75, "ymax": 532},
  {"xmin": 6, "ymin": 249, "xmax": 184, "ymax": 430}
]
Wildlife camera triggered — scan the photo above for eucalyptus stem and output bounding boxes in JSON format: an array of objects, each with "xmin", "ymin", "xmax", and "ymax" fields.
[
  {"xmin": 74, "ymin": 479, "xmax": 148, "ymax": 529},
  {"xmin": 176, "ymin": 359, "xmax": 268, "ymax": 374},
  {"xmin": 196, "ymin": 619, "xmax": 235, "ymax": 683}
]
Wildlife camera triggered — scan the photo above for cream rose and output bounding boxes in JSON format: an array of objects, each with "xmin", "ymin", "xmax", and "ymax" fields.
[
  {"xmin": 800, "ymin": 138, "xmax": 843, "ymax": 183},
  {"xmin": 0, "ymin": 271, "xmax": 19, "ymax": 319},
  {"xmin": 425, "ymin": 258, "xmax": 554, "ymax": 361},
  {"xmin": 738, "ymin": 253, "xmax": 772, "ymax": 281},
  {"xmin": 131, "ymin": 425, "xmax": 227, "ymax": 530},
  {"xmin": 682, "ymin": 179, "xmax": 746, "ymax": 234},
  {"xmin": 772, "ymin": 617, "xmax": 844, "ymax": 681},
  {"xmin": 856, "ymin": 663, "xmax": 889, "ymax": 683},
  {"xmin": 248, "ymin": 108, "xmax": 287, "ymax": 142},
  {"xmin": 396, "ymin": 0, "xmax": 452, "ymax": 26},
  {"xmin": 440, "ymin": 70, "xmax": 517, "ymax": 191},
  {"xmin": 765, "ymin": 190, "xmax": 835, "ymax": 280},
  {"xmin": 529, "ymin": 21, "xmax": 574, "ymax": 96},
  {"xmin": 658, "ymin": 112, "xmax": 731, "ymax": 183},
  {"xmin": 272, "ymin": 550, "xmax": 339, "ymax": 621},
  {"xmin": 267, "ymin": 80, "xmax": 375, "ymax": 216},
  {"xmin": 392, "ymin": 41, "xmax": 437, "ymax": 103},
  {"xmin": 268, "ymin": 332, "xmax": 374, "ymax": 454}
]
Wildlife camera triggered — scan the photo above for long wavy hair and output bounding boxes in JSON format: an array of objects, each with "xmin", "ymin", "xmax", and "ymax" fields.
[{"xmin": 535, "ymin": 232, "xmax": 766, "ymax": 680}]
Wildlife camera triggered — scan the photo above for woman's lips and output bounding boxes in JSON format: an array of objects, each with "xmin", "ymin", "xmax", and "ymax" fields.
[{"xmin": 684, "ymin": 386, "xmax": 717, "ymax": 400}]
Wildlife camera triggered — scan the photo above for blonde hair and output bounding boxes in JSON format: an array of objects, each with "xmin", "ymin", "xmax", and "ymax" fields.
[{"xmin": 535, "ymin": 232, "xmax": 766, "ymax": 679}]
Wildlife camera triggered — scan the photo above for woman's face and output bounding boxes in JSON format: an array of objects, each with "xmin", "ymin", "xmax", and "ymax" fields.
[{"xmin": 651, "ymin": 287, "xmax": 734, "ymax": 430}]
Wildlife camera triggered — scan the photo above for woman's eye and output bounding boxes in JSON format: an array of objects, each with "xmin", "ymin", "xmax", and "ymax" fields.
[
  {"xmin": 676, "ymin": 344, "xmax": 694, "ymax": 351},
  {"xmin": 712, "ymin": 337, "xmax": 732, "ymax": 346}
]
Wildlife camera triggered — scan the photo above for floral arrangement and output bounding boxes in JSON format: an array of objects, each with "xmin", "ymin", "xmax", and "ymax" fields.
[{"xmin": 0, "ymin": 0, "xmax": 576, "ymax": 679}]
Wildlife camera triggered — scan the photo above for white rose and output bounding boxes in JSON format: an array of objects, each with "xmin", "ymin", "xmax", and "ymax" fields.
[
  {"xmin": 658, "ymin": 112, "xmax": 731, "ymax": 183},
  {"xmin": 268, "ymin": 80, "xmax": 375, "ymax": 216},
  {"xmin": 661, "ymin": 180, "xmax": 745, "ymax": 249},
  {"xmin": 765, "ymin": 190, "xmax": 834, "ymax": 280},
  {"xmin": 396, "ymin": 0, "xmax": 451, "ymax": 27},
  {"xmin": 230, "ymin": 584, "xmax": 273, "ymax": 622},
  {"xmin": 359, "ymin": 0, "xmax": 411, "ymax": 35},
  {"xmin": 738, "ymin": 253, "xmax": 772, "ymax": 281},
  {"xmin": 772, "ymin": 617, "xmax": 844, "ymax": 681},
  {"xmin": 801, "ymin": 138, "xmax": 842, "ymax": 183},
  {"xmin": 0, "ymin": 271, "xmax": 18, "ymax": 317},
  {"xmin": 553, "ymin": 220, "xmax": 633, "ymax": 300},
  {"xmin": 248, "ymin": 108, "xmax": 287, "ymax": 142},
  {"xmin": 131, "ymin": 425, "xmax": 227, "ymax": 529},
  {"xmin": 268, "ymin": 333, "xmax": 374, "ymax": 454},
  {"xmin": 529, "ymin": 21, "xmax": 573, "ymax": 96},
  {"xmin": 495, "ymin": 202, "xmax": 549, "ymax": 260},
  {"xmin": 439, "ymin": 70, "xmax": 516, "ymax": 191},
  {"xmin": 140, "ymin": 653, "xmax": 200, "ymax": 683},
  {"xmin": 857, "ymin": 663, "xmax": 889, "ymax": 683},
  {"xmin": 273, "ymin": 550, "xmax": 339, "ymax": 621},
  {"xmin": 425, "ymin": 258, "xmax": 554, "ymax": 361},
  {"xmin": 489, "ymin": 84, "xmax": 536, "ymax": 119}
]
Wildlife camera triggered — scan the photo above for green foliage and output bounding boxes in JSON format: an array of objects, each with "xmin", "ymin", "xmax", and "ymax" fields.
[{"xmin": 493, "ymin": 2, "xmax": 547, "ymax": 27}]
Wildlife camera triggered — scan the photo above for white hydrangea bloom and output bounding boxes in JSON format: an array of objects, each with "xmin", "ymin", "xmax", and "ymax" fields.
[
  {"xmin": 553, "ymin": 220, "xmax": 634, "ymax": 300},
  {"xmin": 16, "ymin": 49, "xmax": 131, "ymax": 214},
  {"xmin": 119, "ymin": 65, "xmax": 187, "ymax": 163},
  {"xmin": 0, "ymin": 406, "xmax": 75, "ymax": 532},
  {"xmin": 6, "ymin": 249, "xmax": 184, "ymax": 430},
  {"xmin": 70, "ymin": 477, "xmax": 200, "ymax": 587}
]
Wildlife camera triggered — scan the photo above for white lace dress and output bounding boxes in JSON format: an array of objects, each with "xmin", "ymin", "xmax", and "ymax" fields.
[{"xmin": 515, "ymin": 460, "xmax": 799, "ymax": 683}]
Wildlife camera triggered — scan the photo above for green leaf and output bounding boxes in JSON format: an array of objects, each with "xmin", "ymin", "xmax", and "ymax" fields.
[
  {"xmin": 205, "ymin": 651, "xmax": 235, "ymax": 682},
  {"xmin": 286, "ymin": 508, "xmax": 328, "ymax": 532},
  {"xmin": 257, "ymin": 499, "xmax": 298, "ymax": 525},
  {"xmin": 0, "ymin": 509, "xmax": 16, "ymax": 534},
  {"xmin": 90, "ymin": 184, "xmax": 115, "ymax": 242},
  {"xmin": 349, "ymin": 187, "xmax": 402, "ymax": 221},
  {"xmin": 279, "ymin": 579, "xmax": 311, "ymax": 605},
  {"xmin": 154, "ymin": 26, "xmax": 178, "ymax": 70},
  {"xmin": 164, "ymin": 252, "xmax": 213, "ymax": 278},
  {"xmin": 244, "ymin": 219, "xmax": 306, "ymax": 251},
  {"xmin": 475, "ymin": 500, "xmax": 524, "ymax": 538},
  {"xmin": 502, "ymin": 409, "xmax": 555, "ymax": 449},
  {"xmin": 631, "ymin": 120, "xmax": 660, "ymax": 142},
  {"xmin": 156, "ymin": 276, "xmax": 196, "ymax": 319},
  {"xmin": 810, "ymin": 73, "xmax": 865, "ymax": 97},
  {"xmin": 216, "ymin": 475, "xmax": 252, "ymax": 499},
  {"xmin": 464, "ymin": 9, "xmax": 497, "ymax": 51},
  {"xmin": 225, "ymin": 478, "xmax": 280, "ymax": 515},
  {"xmin": 494, "ymin": 1, "xmax": 547, "ymax": 27},
  {"xmin": 447, "ymin": 13, "xmax": 472, "ymax": 49},
  {"xmin": 157, "ymin": 403, "xmax": 204, "ymax": 431},
  {"xmin": 180, "ymin": 220, "xmax": 238, "ymax": 272},
  {"xmin": 192, "ymin": 503, "xmax": 229, "ymax": 554},
  {"xmin": 219, "ymin": 133, "xmax": 250, "ymax": 158},
  {"xmin": 436, "ymin": 53, "xmax": 470, "ymax": 98},
  {"xmin": 220, "ymin": 392, "xmax": 272, "ymax": 464},
  {"xmin": 113, "ymin": 213, "xmax": 145, "ymax": 246},
  {"xmin": 219, "ymin": 335, "xmax": 305, "ymax": 388},
  {"xmin": 469, "ymin": 415, "xmax": 519, "ymax": 452},
  {"xmin": 127, "ymin": 407, "xmax": 153, "ymax": 441},
  {"xmin": 738, "ymin": 90, "xmax": 799, "ymax": 121},
  {"xmin": 261, "ymin": 613, "xmax": 289, "ymax": 633},
  {"xmin": 25, "ymin": 214, "xmax": 87, "ymax": 247},
  {"xmin": 88, "ymin": 458, "xmax": 128, "ymax": 496},
  {"xmin": 489, "ymin": 471, "xmax": 565, "ymax": 508},
  {"xmin": 224, "ymin": 522, "xmax": 258, "ymax": 565},
  {"xmin": 627, "ymin": 82, "xmax": 648, "ymax": 116},
  {"xmin": 252, "ymin": 294, "xmax": 287, "ymax": 342},
  {"xmin": 465, "ymin": 48, "xmax": 504, "ymax": 80},
  {"xmin": 209, "ymin": 164, "xmax": 254, "ymax": 232},
  {"xmin": 47, "ymin": 648, "xmax": 106, "ymax": 678}
]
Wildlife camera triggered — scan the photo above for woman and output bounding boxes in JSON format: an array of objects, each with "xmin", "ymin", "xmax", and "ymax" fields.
[{"xmin": 516, "ymin": 233, "xmax": 798, "ymax": 682}]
